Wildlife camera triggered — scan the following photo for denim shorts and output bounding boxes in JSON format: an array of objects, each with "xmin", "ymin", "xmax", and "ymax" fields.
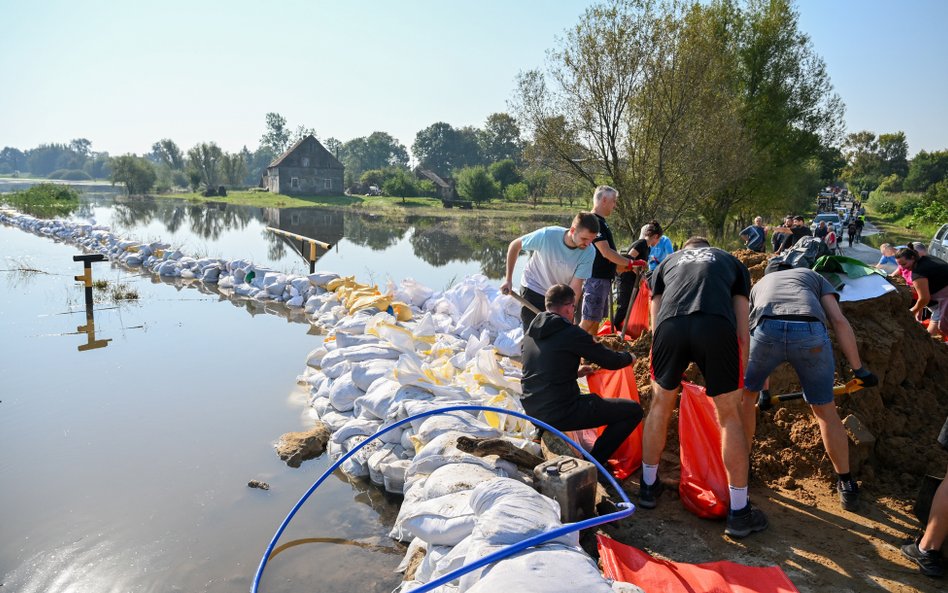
[
  {"xmin": 743, "ymin": 318, "xmax": 835, "ymax": 405},
  {"xmin": 582, "ymin": 277, "xmax": 612, "ymax": 321}
]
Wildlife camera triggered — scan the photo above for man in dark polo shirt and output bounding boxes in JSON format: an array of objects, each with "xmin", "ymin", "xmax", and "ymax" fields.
[
  {"xmin": 580, "ymin": 185, "xmax": 635, "ymax": 335},
  {"xmin": 896, "ymin": 246, "xmax": 948, "ymax": 337},
  {"xmin": 638, "ymin": 237, "xmax": 766, "ymax": 539},
  {"xmin": 770, "ymin": 215, "xmax": 813, "ymax": 254}
]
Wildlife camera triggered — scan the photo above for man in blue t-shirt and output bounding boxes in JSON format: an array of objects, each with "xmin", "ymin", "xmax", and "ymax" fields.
[
  {"xmin": 501, "ymin": 212, "xmax": 599, "ymax": 330},
  {"xmin": 739, "ymin": 217, "xmax": 766, "ymax": 253}
]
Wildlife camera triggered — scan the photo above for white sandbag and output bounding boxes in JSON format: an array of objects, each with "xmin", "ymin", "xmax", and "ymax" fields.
[
  {"xmin": 334, "ymin": 310, "xmax": 376, "ymax": 335},
  {"xmin": 368, "ymin": 444, "xmax": 401, "ymax": 486},
  {"xmin": 311, "ymin": 396, "xmax": 332, "ymax": 418},
  {"xmin": 493, "ymin": 326, "xmax": 523, "ymax": 358},
  {"xmin": 319, "ymin": 409, "xmax": 353, "ymax": 432},
  {"xmin": 353, "ymin": 378, "xmax": 403, "ymax": 420},
  {"xmin": 376, "ymin": 417, "xmax": 406, "ymax": 444},
  {"xmin": 351, "ymin": 359, "xmax": 396, "ymax": 392},
  {"xmin": 334, "ymin": 332, "xmax": 383, "ymax": 349},
  {"xmin": 382, "ymin": 458, "xmax": 411, "ymax": 495},
  {"xmin": 400, "ymin": 427, "xmax": 416, "ymax": 452},
  {"xmin": 395, "ymin": 537, "xmax": 427, "ymax": 574},
  {"xmin": 322, "ymin": 359, "xmax": 351, "ymax": 380},
  {"xmin": 321, "ymin": 343, "xmax": 401, "ymax": 369},
  {"xmin": 285, "ymin": 295, "xmax": 304, "ymax": 308},
  {"xmin": 308, "ymin": 271, "xmax": 340, "ymax": 287},
  {"xmin": 413, "ymin": 414, "xmax": 501, "ymax": 449},
  {"xmin": 468, "ymin": 478, "xmax": 575, "ymax": 547},
  {"xmin": 391, "ymin": 490, "xmax": 476, "ymax": 546},
  {"xmin": 422, "ymin": 463, "xmax": 505, "ymax": 500},
  {"xmin": 611, "ymin": 582, "xmax": 647, "ymax": 593},
  {"xmin": 456, "ymin": 290, "xmax": 490, "ymax": 332},
  {"xmin": 328, "ymin": 372, "xmax": 365, "ymax": 412},
  {"xmin": 415, "ymin": 542, "xmax": 454, "ymax": 583},
  {"xmin": 398, "ymin": 278, "xmax": 435, "ymax": 308},
  {"xmin": 331, "ymin": 417, "xmax": 382, "ymax": 445},
  {"xmin": 463, "ymin": 544, "xmax": 613, "ymax": 593}
]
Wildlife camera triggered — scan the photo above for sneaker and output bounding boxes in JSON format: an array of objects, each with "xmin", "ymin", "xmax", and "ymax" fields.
[
  {"xmin": 838, "ymin": 479, "xmax": 860, "ymax": 512},
  {"xmin": 637, "ymin": 479, "xmax": 664, "ymax": 509},
  {"xmin": 725, "ymin": 504, "xmax": 769, "ymax": 539},
  {"xmin": 901, "ymin": 539, "xmax": 944, "ymax": 578}
]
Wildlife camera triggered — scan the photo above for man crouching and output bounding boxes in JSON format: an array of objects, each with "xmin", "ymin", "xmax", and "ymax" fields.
[{"xmin": 521, "ymin": 284, "xmax": 643, "ymax": 481}]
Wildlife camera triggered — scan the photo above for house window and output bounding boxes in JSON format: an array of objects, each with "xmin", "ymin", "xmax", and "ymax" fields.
[
  {"xmin": 324, "ymin": 179, "xmax": 332, "ymax": 189},
  {"xmin": 302, "ymin": 157, "xmax": 310, "ymax": 167},
  {"xmin": 291, "ymin": 177, "xmax": 300, "ymax": 189}
]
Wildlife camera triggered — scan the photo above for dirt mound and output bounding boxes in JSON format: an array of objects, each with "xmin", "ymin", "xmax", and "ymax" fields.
[{"xmin": 630, "ymin": 255, "xmax": 948, "ymax": 498}]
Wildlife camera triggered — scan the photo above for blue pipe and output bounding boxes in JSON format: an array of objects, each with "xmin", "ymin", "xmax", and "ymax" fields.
[{"xmin": 251, "ymin": 404, "xmax": 635, "ymax": 593}]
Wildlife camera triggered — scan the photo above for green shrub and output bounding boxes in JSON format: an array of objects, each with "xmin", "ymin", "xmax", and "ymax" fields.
[
  {"xmin": 912, "ymin": 200, "xmax": 948, "ymax": 224},
  {"xmin": 2, "ymin": 183, "xmax": 80, "ymax": 218},
  {"xmin": 48, "ymin": 169, "xmax": 92, "ymax": 181},
  {"xmin": 874, "ymin": 199, "xmax": 896, "ymax": 214},
  {"xmin": 898, "ymin": 195, "xmax": 925, "ymax": 217},
  {"xmin": 504, "ymin": 181, "xmax": 530, "ymax": 202},
  {"xmin": 877, "ymin": 173, "xmax": 903, "ymax": 193},
  {"xmin": 456, "ymin": 166, "xmax": 500, "ymax": 204}
]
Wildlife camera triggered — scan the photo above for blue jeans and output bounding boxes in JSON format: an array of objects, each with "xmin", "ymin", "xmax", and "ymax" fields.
[{"xmin": 744, "ymin": 318, "xmax": 836, "ymax": 405}]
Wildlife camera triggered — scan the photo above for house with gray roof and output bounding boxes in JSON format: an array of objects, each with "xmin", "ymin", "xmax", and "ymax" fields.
[{"xmin": 264, "ymin": 135, "xmax": 344, "ymax": 195}]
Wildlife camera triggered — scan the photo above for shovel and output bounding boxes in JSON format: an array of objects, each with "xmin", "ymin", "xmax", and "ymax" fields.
[{"xmin": 757, "ymin": 378, "xmax": 865, "ymax": 411}]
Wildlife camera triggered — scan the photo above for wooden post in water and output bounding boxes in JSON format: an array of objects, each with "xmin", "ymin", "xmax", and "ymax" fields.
[{"xmin": 73, "ymin": 253, "xmax": 106, "ymax": 307}]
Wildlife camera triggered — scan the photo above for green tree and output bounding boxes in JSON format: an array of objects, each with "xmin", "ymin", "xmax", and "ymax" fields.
[
  {"xmin": 455, "ymin": 166, "xmax": 500, "ymax": 204},
  {"xmin": 877, "ymin": 131, "xmax": 909, "ymax": 178},
  {"xmin": 219, "ymin": 152, "xmax": 248, "ymax": 187},
  {"xmin": 0, "ymin": 147, "xmax": 26, "ymax": 173},
  {"xmin": 150, "ymin": 139, "xmax": 185, "ymax": 170},
  {"xmin": 504, "ymin": 181, "xmax": 530, "ymax": 202},
  {"xmin": 260, "ymin": 112, "xmax": 291, "ymax": 154},
  {"xmin": 324, "ymin": 137, "xmax": 343, "ymax": 159},
  {"xmin": 382, "ymin": 169, "xmax": 417, "ymax": 204},
  {"xmin": 905, "ymin": 150, "xmax": 948, "ymax": 192},
  {"xmin": 480, "ymin": 112, "xmax": 523, "ymax": 163},
  {"xmin": 488, "ymin": 159, "xmax": 521, "ymax": 189},
  {"xmin": 341, "ymin": 132, "xmax": 409, "ymax": 184},
  {"xmin": 291, "ymin": 125, "xmax": 317, "ymax": 145},
  {"xmin": 110, "ymin": 155, "xmax": 157, "ymax": 195},
  {"xmin": 186, "ymin": 142, "xmax": 224, "ymax": 189},
  {"xmin": 412, "ymin": 122, "xmax": 483, "ymax": 177}
]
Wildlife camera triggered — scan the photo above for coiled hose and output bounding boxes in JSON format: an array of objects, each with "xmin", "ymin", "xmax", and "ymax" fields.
[{"xmin": 252, "ymin": 404, "xmax": 635, "ymax": 593}]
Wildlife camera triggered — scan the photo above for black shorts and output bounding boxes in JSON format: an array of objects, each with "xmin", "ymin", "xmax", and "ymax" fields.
[{"xmin": 650, "ymin": 313, "xmax": 743, "ymax": 396}]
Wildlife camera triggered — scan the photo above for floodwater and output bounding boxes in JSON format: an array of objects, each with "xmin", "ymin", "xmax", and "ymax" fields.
[{"xmin": 0, "ymin": 190, "xmax": 566, "ymax": 593}]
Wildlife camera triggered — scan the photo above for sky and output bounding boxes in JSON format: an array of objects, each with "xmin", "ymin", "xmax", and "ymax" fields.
[{"xmin": 1, "ymin": 0, "xmax": 945, "ymax": 158}]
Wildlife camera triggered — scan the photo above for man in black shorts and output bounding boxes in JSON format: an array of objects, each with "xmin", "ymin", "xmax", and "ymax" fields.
[
  {"xmin": 639, "ymin": 236, "xmax": 767, "ymax": 539},
  {"xmin": 521, "ymin": 284, "xmax": 643, "ymax": 479}
]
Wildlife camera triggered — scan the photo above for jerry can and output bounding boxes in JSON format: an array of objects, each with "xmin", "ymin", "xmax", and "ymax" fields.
[{"xmin": 534, "ymin": 455, "xmax": 597, "ymax": 522}]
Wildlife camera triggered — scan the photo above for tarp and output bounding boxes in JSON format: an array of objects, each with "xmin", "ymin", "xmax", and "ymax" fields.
[
  {"xmin": 586, "ymin": 367, "xmax": 643, "ymax": 479},
  {"xmin": 598, "ymin": 535, "xmax": 801, "ymax": 593},
  {"xmin": 812, "ymin": 255, "xmax": 896, "ymax": 302},
  {"xmin": 678, "ymin": 382, "xmax": 729, "ymax": 519}
]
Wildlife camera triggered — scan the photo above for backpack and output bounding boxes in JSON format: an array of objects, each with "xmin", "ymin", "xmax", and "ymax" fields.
[{"xmin": 765, "ymin": 235, "xmax": 830, "ymax": 274}]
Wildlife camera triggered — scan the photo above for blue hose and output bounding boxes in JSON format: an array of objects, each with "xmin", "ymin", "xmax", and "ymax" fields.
[{"xmin": 252, "ymin": 404, "xmax": 635, "ymax": 593}]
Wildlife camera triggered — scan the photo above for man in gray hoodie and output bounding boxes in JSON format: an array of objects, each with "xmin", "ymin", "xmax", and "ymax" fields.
[{"xmin": 521, "ymin": 284, "xmax": 642, "ymax": 473}]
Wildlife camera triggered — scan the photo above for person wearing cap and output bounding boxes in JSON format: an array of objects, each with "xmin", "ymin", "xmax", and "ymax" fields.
[
  {"xmin": 895, "ymin": 246, "xmax": 948, "ymax": 337},
  {"xmin": 741, "ymin": 266, "xmax": 878, "ymax": 512},
  {"xmin": 520, "ymin": 283, "xmax": 643, "ymax": 476},
  {"xmin": 501, "ymin": 212, "xmax": 599, "ymax": 331},
  {"xmin": 639, "ymin": 236, "xmax": 766, "ymax": 539}
]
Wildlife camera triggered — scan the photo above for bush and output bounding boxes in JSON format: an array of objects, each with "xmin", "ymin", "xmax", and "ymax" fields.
[
  {"xmin": 874, "ymin": 199, "xmax": 896, "ymax": 214},
  {"xmin": 48, "ymin": 169, "xmax": 92, "ymax": 181},
  {"xmin": 456, "ymin": 166, "xmax": 500, "ymax": 204},
  {"xmin": 912, "ymin": 200, "xmax": 948, "ymax": 225},
  {"xmin": 416, "ymin": 179, "xmax": 438, "ymax": 197},
  {"xmin": 898, "ymin": 195, "xmax": 925, "ymax": 218},
  {"xmin": 877, "ymin": 174, "xmax": 903, "ymax": 193},
  {"xmin": 504, "ymin": 181, "xmax": 530, "ymax": 202}
]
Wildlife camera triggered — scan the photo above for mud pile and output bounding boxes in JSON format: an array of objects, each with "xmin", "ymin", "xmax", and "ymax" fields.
[{"xmin": 632, "ymin": 252, "xmax": 948, "ymax": 497}]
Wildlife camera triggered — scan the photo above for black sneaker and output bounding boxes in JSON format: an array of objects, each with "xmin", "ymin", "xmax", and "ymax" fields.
[
  {"xmin": 901, "ymin": 539, "xmax": 944, "ymax": 578},
  {"xmin": 725, "ymin": 504, "xmax": 769, "ymax": 539},
  {"xmin": 637, "ymin": 479, "xmax": 664, "ymax": 509},
  {"xmin": 838, "ymin": 479, "xmax": 860, "ymax": 512}
]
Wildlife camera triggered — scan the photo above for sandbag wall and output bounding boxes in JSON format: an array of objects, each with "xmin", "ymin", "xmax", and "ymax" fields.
[{"xmin": 0, "ymin": 209, "xmax": 640, "ymax": 592}]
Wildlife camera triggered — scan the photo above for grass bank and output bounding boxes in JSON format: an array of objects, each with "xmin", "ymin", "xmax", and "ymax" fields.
[
  {"xmin": 147, "ymin": 190, "xmax": 588, "ymax": 219},
  {"xmin": 864, "ymin": 190, "xmax": 938, "ymax": 245},
  {"xmin": 0, "ymin": 183, "xmax": 80, "ymax": 218}
]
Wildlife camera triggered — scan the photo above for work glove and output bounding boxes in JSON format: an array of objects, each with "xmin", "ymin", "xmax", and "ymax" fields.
[{"xmin": 853, "ymin": 366, "xmax": 879, "ymax": 388}]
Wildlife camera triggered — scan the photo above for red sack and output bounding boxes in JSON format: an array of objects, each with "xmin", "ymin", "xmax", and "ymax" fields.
[
  {"xmin": 678, "ymin": 382, "xmax": 729, "ymax": 518},
  {"xmin": 621, "ymin": 278, "xmax": 651, "ymax": 339},
  {"xmin": 598, "ymin": 534, "xmax": 800, "ymax": 593},
  {"xmin": 586, "ymin": 366, "xmax": 642, "ymax": 480}
]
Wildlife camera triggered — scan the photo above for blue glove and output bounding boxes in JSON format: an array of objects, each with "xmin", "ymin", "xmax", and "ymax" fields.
[{"xmin": 853, "ymin": 366, "xmax": 878, "ymax": 388}]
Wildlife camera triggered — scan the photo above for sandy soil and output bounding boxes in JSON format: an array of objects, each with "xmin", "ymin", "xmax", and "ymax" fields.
[{"xmin": 586, "ymin": 250, "xmax": 948, "ymax": 592}]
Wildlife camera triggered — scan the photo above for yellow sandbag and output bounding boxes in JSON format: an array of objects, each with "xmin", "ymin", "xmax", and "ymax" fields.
[
  {"xmin": 326, "ymin": 276, "xmax": 356, "ymax": 292},
  {"xmin": 349, "ymin": 293, "xmax": 392, "ymax": 313},
  {"xmin": 391, "ymin": 301, "xmax": 412, "ymax": 321}
]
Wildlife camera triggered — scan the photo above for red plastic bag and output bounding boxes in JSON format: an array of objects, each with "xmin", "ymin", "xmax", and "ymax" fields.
[
  {"xmin": 678, "ymin": 382, "xmax": 729, "ymax": 518},
  {"xmin": 586, "ymin": 366, "xmax": 642, "ymax": 480},
  {"xmin": 622, "ymin": 278, "xmax": 651, "ymax": 339},
  {"xmin": 598, "ymin": 534, "xmax": 800, "ymax": 593}
]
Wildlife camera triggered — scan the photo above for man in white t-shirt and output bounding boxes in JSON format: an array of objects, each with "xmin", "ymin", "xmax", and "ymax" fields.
[{"xmin": 501, "ymin": 212, "xmax": 599, "ymax": 330}]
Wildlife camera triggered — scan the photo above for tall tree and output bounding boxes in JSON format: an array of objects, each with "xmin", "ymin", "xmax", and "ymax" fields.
[
  {"xmin": 110, "ymin": 155, "xmax": 157, "ymax": 195},
  {"xmin": 291, "ymin": 125, "xmax": 318, "ymax": 145},
  {"xmin": 412, "ymin": 122, "xmax": 482, "ymax": 177},
  {"xmin": 877, "ymin": 131, "xmax": 909, "ymax": 178},
  {"xmin": 341, "ymin": 131, "xmax": 409, "ymax": 183},
  {"xmin": 0, "ymin": 147, "xmax": 26, "ymax": 173},
  {"xmin": 186, "ymin": 142, "xmax": 224, "ymax": 189},
  {"xmin": 151, "ymin": 139, "xmax": 185, "ymax": 170},
  {"xmin": 480, "ymin": 112, "xmax": 523, "ymax": 163},
  {"xmin": 219, "ymin": 152, "xmax": 248, "ymax": 187},
  {"xmin": 260, "ymin": 112, "xmax": 291, "ymax": 154}
]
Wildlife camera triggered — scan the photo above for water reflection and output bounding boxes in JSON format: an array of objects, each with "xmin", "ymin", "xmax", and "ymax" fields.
[{"xmin": 75, "ymin": 303, "xmax": 111, "ymax": 351}]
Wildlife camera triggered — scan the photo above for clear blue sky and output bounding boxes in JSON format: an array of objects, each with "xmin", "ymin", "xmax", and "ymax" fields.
[{"xmin": 1, "ymin": 0, "xmax": 945, "ymax": 157}]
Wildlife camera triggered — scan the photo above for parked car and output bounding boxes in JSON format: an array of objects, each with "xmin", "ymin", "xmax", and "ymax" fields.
[
  {"xmin": 810, "ymin": 213, "xmax": 842, "ymax": 236},
  {"xmin": 928, "ymin": 223, "xmax": 948, "ymax": 260}
]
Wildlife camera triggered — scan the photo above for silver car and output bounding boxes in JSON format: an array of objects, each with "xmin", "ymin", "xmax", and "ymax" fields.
[
  {"xmin": 810, "ymin": 213, "xmax": 842, "ymax": 236},
  {"xmin": 929, "ymin": 223, "xmax": 948, "ymax": 260}
]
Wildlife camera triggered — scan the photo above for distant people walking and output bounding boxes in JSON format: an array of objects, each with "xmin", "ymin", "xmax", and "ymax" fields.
[
  {"xmin": 847, "ymin": 220, "xmax": 857, "ymax": 248},
  {"xmin": 855, "ymin": 217, "xmax": 865, "ymax": 243}
]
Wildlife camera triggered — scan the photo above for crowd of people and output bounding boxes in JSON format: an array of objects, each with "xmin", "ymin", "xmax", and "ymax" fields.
[{"xmin": 501, "ymin": 185, "xmax": 944, "ymax": 577}]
